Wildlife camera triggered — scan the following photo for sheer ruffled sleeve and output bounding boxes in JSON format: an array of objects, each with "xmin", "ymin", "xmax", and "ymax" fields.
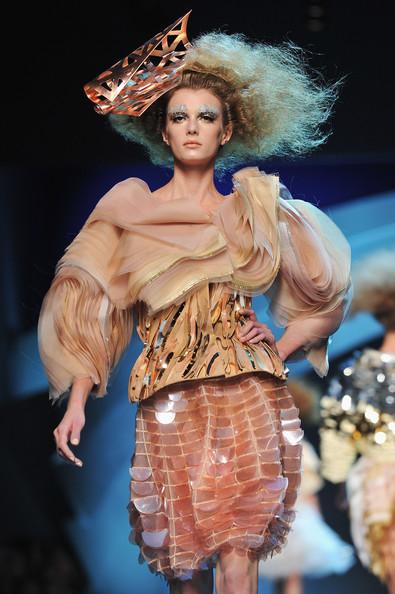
[
  {"xmin": 38, "ymin": 217, "xmax": 134, "ymax": 405},
  {"xmin": 268, "ymin": 183, "xmax": 352, "ymax": 377}
]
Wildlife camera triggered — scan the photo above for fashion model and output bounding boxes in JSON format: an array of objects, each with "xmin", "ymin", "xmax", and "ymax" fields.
[
  {"xmin": 320, "ymin": 249, "xmax": 395, "ymax": 594},
  {"xmin": 38, "ymin": 12, "xmax": 351, "ymax": 594}
]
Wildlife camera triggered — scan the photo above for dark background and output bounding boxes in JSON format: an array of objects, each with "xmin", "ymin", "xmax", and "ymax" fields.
[
  {"xmin": 1, "ymin": 1, "xmax": 394, "ymax": 593},
  {"xmin": 6, "ymin": 0, "xmax": 395, "ymax": 165}
]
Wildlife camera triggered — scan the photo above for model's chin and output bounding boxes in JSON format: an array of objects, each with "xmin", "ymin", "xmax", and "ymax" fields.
[{"xmin": 173, "ymin": 150, "xmax": 218, "ymax": 167}]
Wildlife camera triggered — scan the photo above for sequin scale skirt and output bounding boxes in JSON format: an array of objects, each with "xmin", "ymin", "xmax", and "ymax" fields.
[{"xmin": 127, "ymin": 372, "xmax": 303, "ymax": 581}]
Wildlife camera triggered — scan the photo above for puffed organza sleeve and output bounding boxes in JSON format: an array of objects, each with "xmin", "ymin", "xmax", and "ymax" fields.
[
  {"xmin": 37, "ymin": 218, "xmax": 134, "ymax": 405},
  {"xmin": 267, "ymin": 184, "xmax": 352, "ymax": 377}
]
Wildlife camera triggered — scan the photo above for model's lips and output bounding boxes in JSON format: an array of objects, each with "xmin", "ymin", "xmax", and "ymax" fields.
[{"xmin": 184, "ymin": 142, "xmax": 202, "ymax": 147}]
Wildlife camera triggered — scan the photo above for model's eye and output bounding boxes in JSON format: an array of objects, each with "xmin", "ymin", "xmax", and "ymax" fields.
[
  {"xmin": 169, "ymin": 113, "xmax": 187, "ymax": 123},
  {"xmin": 199, "ymin": 113, "xmax": 217, "ymax": 122}
]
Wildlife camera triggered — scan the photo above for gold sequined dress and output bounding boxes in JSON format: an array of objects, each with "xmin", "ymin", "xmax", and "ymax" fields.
[
  {"xmin": 320, "ymin": 348, "xmax": 395, "ymax": 587},
  {"xmin": 38, "ymin": 167, "xmax": 351, "ymax": 581}
]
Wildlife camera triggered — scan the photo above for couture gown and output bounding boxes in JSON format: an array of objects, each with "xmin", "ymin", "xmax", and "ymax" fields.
[
  {"xmin": 38, "ymin": 167, "xmax": 351, "ymax": 581},
  {"xmin": 320, "ymin": 348, "xmax": 395, "ymax": 587}
]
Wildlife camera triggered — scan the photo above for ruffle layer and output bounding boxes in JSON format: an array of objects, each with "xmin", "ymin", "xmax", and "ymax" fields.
[
  {"xmin": 38, "ymin": 167, "xmax": 351, "ymax": 401},
  {"xmin": 37, "ymin": 265, "xmax": 133, "ymax": 402},
  {"xmin": 127, "ymin": 373, "xmax": 303, "ymax": 581},
  {"xmin": 57, "ymin": 169, "xmax": 281, "ymax": 313},
  {"xmin": 56, "ymin": 167, "xmax": 350, "ymax": 321}
]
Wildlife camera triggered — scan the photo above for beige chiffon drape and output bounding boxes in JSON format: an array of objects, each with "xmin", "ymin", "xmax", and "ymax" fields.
[{"xmin": 38, "ymin": 167, "xmax": 351, "ymax": 403}]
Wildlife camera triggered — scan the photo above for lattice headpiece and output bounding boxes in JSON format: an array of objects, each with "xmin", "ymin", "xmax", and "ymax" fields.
[{"xmin": 83, "ymin": 11, "xmax": 192, "ymax": 117}]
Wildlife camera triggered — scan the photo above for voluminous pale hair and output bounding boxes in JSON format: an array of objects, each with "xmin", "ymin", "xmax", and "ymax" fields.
[
  {"xmin": 351, "ymin": 249, "xmax": 395, "ymax": 330},
  {"xmin": 109, "ymin": 32, "xmax": 341, "ymax": 172}
]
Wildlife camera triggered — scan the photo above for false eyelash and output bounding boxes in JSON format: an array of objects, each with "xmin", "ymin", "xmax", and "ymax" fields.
[
  {"xmin": 168, "ymin": 111, "xmax": 187, "ymax": 120},
  {"xmin": 199, "ymin": 111, "xmax": 218, "ymax": 119},
  {"xmin": 168, "ymin": 111, "xmax": 218, "ymax": 122}
]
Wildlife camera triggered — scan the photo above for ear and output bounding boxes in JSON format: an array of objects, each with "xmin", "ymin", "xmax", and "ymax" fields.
[
  {"xmin": 162, "ymin": 128, "xmax": 169, "ymax": 145},
  {"xmin": 162, "ymin": 129, "xmax": 169, "ymax": 145},
  {"xmin": 220, "ymin": 122, "xmax": 233, "ymax": 146}
]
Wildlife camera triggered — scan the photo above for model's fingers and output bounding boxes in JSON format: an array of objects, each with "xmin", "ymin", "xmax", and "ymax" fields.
[
  {"xmin": 57, "ymin": 431, "xmax": 83, "ymax": 467},
  {"xmin": 248, "ymin": 323, "xmax": 275, "ymax": 345},
  {"xmin": 238, "ymin": 320, "xmax": 254, "ymax": 335},
  {"xmin": 238, "ymin": 307, "xmax": 257, "ymax": 321},
  {"xmin": 263, "ymin": 331, "xmax": 275, "ymax": 345},
  {"xmin": 56, "ymin": 447, "xmax": 83, "ymax": 467},
  {"xmin": 58, "ymin": 434, "xmax": 76, "ymax": 462},
  {"xmin": 56, "ymin": 443, "xmax": 83, "ymax": 467},
  {"xmin": 67, "ymin": 425, "xmax": 84, "ymax": 466},
  {"xmin": 239, "ymin": 327, "xmax": 262, "ymax": 342},
  {"xmin": 248, "ymin": 332, "xmax": 270, "ymax": 344},
  {"xmin": 68, "ymin": 423, "xmax": 82, "ymax": 466},
  {"xmin": 70, "ymin": 426, "xmax": 81, "ymax": 446},
  {"xmin": 69, "ymin": 428, "xmax": 84, "ymax": 467},
  {"xmin": 240, "ymin": 327, "xmax": 277, "ymax": 346}
]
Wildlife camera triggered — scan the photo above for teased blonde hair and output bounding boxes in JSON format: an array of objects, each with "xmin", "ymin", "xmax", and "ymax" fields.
[
  {"xmin": 351, "ymin": 249, "xmax": 395, "ymax": 330},
  {"xmin": 109, "ymin": 32, "xmax": 341, "ymax": 173}
]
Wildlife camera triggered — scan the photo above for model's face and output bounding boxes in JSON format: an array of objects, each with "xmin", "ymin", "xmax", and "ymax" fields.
[{"xmin": 162, "ymin": 88, "xmax": 232, "ymax": 166}]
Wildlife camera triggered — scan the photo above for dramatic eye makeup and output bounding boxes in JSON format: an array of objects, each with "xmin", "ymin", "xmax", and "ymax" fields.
[
  {"xmin": 167, "ymin": 104, "xmax": 220, "ymax": 122},
  {"xmin": 197, "ymin": 104, "xmax": 220, "ymax": 121},
  {"xmin": 167, "ymin": 104, "xmax": 188, "ymax": 122}
]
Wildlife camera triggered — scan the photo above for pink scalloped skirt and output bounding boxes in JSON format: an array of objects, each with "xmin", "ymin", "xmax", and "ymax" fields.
[{"xmin": 127, "ymin": 372, "xmax": 303, "ymax": 581}]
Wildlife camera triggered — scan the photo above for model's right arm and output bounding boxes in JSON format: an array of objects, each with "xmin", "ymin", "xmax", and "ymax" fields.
[
  {"xmin": 38, "ymin": 217, "xmax": 135, "ymax": 466},
  {"xmin": 38, "ymin": 256, "xmax": 134, "ymax": 403}
]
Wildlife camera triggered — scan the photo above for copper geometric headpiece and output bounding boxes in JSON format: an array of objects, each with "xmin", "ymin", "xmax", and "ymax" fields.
[{"xmin": 83, "ymin": 11, "xmax": 192, "ymax": 117}]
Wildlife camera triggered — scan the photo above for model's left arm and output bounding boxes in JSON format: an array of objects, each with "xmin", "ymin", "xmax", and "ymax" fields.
[{"xmin": 269, "ymin": 186, "xmax": 352, "ymax": 376}]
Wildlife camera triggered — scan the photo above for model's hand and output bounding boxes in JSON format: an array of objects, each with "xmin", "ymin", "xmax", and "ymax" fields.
[
  {"xmin": 53, "ymin": 405, "xmax": 85, "ymax": 467},
  {"xmin": 237, "ymin": 307, "xmax": 277, "ymax": 349}
]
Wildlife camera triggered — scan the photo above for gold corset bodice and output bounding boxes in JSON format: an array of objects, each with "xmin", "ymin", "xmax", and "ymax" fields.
[{"xmin": 129, "ymin": 282, "xmax": 286, "ymax": 402}]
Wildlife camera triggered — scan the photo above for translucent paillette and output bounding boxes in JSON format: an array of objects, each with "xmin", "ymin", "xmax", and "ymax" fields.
[{"xmin": 128, "ymin": 373, "xmax": 303, "ymax": 579}]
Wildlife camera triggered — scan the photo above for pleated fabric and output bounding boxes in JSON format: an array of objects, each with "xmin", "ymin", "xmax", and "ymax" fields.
[
  {"xmin": 38, "ymin": 167, "xmax": 352, "ymax": 405},
  {"xmin": 127, "ymin": 372, "xmax": 303, "ymax": 581}
]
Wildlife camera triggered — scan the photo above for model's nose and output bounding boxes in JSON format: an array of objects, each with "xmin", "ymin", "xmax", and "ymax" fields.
[{"xmin": 186, "ymin": 117, "xmax": 198, "ymax": 135}]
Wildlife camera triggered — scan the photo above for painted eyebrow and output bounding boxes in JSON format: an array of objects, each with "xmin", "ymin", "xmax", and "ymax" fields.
[
  {"xmin": 167, "ymin": 104, "xmax": 188, "ymax": 115},
  {"xmin": 167, "ymin": 104, "xmax": 220, "ymax": 116},
  {"xmin": 197, "ymin": 105, "xmax": 220, "ymax": 116}
]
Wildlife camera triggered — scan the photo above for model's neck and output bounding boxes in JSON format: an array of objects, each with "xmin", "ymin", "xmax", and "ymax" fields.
[
  {"xmin": 166, "ymin": 160, "xmax": 220, "ymax": 202},
  {"xmin": 380, "ymin": 329, "xmax": 395, "ymax": 353}
]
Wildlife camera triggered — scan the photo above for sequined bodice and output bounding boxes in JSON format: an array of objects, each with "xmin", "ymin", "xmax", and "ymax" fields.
[
  {"xmin": 128, "ymin": 282, "xmax": 286, "ymax": 402},
  {"xmin": 327, "ymin": 349, "xmax": 395, "ymax": 415},
  {"xmin": 321, "ymin": 349, "xmax": 395, "ymax": 466}
]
